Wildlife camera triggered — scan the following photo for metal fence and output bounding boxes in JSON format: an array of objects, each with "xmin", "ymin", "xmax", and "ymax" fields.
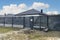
[
  {"xmin": 0, "ymin": 16, "xmax": 23, "ymax": 28},
  {"xmin": 0, "ymin": 14, "xmax": 60, "ymax": 31},
  {"xmin": 0, "ymin": 15, "xmax": 48, "ymax": 30}
]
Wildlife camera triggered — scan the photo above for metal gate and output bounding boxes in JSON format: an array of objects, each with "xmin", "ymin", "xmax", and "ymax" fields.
[{"xmin": 23, "ymin": 15, "xmax": 48, "ymax": 30}]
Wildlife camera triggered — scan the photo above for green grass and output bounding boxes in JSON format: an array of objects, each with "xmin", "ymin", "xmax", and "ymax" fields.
[
  {"xmin": 0, "ymin": 28, "xmax": 60, "ymax": 40},
  {"xmin": 0, "ymin": 27, "xmax": 20, "ymax": 33},
  {"xmin": 4, "ymin": 30, "xmax": 60, "ymax": 40}
]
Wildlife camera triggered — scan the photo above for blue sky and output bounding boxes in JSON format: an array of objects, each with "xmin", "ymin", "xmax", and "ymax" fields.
[{"xmin": 0, "ymin": 0, "xmax": 60, "ymax": 15}]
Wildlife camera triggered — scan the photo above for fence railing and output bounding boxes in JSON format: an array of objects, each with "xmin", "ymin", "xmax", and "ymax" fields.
[{"xmin": 0, "ymin": 15, "xmax": 48, "ymax": 30}]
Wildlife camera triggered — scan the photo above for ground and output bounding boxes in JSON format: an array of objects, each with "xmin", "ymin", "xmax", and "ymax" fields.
[
  {"xmin": 0, "ymin": 27, "xmax": 20, "ymax": 33},
  {"xmin": 0, "ymin": 27, "xmax": 60, "ymax": 40}
]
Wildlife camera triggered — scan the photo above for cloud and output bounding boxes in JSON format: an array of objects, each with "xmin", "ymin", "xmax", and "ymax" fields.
[
  {"xmin": 30, "ymin": 2, "xmax": 50, "ymax": 9},
  {"xmin": 46, "ymin": 11, "xmax": 59, "ymax": 15},
  {"xmin": 1, "ymin": 2, "xmax": 58, "ymax": 15},
  {"xmin": 18, "ymin": 3, "xmax": 27, "ymax": 9},
  {"xmin": 0, "ymin": 3, "xmax": 27, "ymax": 15}
]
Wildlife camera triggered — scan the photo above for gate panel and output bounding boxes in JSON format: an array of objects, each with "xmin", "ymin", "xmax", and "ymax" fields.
[
  {"xmin": 33, "ymin": 16, "xmax": 47, "ymax": 30},
  {"xmin": 24, "ymin": 17, "xmax": 30, "ymax": 28},
  {"xmin": 13, "ymin": 17, "xmax": 23, "ymax": 28}
]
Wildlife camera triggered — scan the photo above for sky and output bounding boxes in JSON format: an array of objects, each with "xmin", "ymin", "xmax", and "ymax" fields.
[{"xmin": 0, "ymin": 0, "xmax": 60, "ymax": 15}]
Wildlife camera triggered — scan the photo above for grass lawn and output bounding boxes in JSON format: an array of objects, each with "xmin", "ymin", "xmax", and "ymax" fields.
[
  {"xmin": 0, "ymin": 27, "xmax": 20, "ymax": 33},
  {"xmin": 0, "ymin": 27, "xmax": 60, "ymax": 40},
  {"xmin": 2, "ymin": 30, "xmax": 60, "ymax": 40}
]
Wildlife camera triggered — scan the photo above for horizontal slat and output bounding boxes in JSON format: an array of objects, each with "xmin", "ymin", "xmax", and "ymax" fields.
[{"xmin": 0, "ymin": 15, "xmax": 43, "ymax": 17}]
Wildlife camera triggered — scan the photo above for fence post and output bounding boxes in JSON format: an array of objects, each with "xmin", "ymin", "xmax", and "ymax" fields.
[
  {"xmin": 30, "ymin": 17, "xmax": 34, "ymax": 30},
  {"xmin": 4, "ymin": 14, "xmax": 6, "ymax": 27},
  {"xmin": 47, "ymin": 16, "xmax": 49, "ymax": 28},
  {"xmin": 39, "ymin": 15, "xmax": 41, "ymax": 30},
  {"xmin": 23, "ymin": 17, "xmax": 25, "ymax": 28},
  {"xmin": 12, "ymin": 16, "xmax": 13, "ymax": 28},
  {"xmin": 39, "ymin": 9, "xmax": 43, "ymax": 30}
]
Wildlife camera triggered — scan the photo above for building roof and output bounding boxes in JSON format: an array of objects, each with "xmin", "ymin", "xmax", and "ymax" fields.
[{"xmin": 15, "ymin": 9, "xmax": 46, "ymax": 16}]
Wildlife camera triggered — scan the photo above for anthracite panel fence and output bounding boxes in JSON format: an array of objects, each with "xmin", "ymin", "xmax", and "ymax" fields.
[
  {"xmin": 0, "ymin": 15, "xmax": 60, "ymax": 31},
  {"xmin": 0, "ymin": 15, "xmax": 48, "ymax": 30},
  {"xmin": 0, "ymin": 16, "xmax": 24, "ymax": 28}
]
